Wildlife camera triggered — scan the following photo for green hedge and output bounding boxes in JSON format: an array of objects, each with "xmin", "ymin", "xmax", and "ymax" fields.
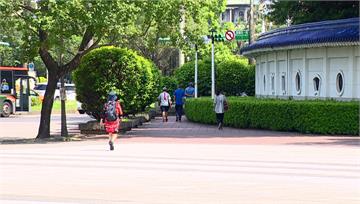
[
  {"xmin": 174, "ymin": 55, "xmax": 255, "ymax": 97},
  {"xmin": 185, "ymin": 97, "xmax": 359, "ymax": 135}
]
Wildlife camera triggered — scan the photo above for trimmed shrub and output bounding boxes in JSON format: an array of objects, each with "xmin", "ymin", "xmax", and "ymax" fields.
[
  {"xmin": 185, "ymin": 97, "xmax": 359, "ymax": 135},
  {"xmin": 174, "ymin": 55, "xmax": 255, "ymax": 96},
  {"xmin": 217, "ymin": 58, "xmax": 255, "ymax": 96},
  {"xmin": 73, "ymin": 46, "xmax": 161, "ymax": 119},
  {"xmin": 174, "ymin": 59, "xmax": 212, "ymax": 96}
]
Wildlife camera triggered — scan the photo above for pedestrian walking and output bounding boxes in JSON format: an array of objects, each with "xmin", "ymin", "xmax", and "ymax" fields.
[
  {"xmin": 173, "ymin": 84, "xmax": 185, "ymax": 122},
  {"xmin": 102, "ymin": 91, "xmax": 123, "ymax": 151},
  {"xmin": 185, "ymin": 82, "xmax": 195, "ymax": 98},
  {"xmin": 214, "ymin": 90, "xmax": 228, "ymax": 130},
  {"xmin": 158, "ymin": 87, "xmax": 172, "ymax": 122}
]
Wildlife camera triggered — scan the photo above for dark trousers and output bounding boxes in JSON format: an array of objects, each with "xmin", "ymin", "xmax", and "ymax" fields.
[
  {"xmin": 216, "ymin": 113, "xmax": 224, "ymax": 125},
  {"xmin": 175, "ymin": 104, "xmax": 183, "ymax": 120}
]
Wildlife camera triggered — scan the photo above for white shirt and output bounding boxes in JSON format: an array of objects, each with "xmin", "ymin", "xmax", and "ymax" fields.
[
  {"xmin": 214, "ymin": 94, "xmax": 226, "ymax": 113},
  {"xmin": 158, "ymin": 92, "xmax": 171, "ymax": 106}
]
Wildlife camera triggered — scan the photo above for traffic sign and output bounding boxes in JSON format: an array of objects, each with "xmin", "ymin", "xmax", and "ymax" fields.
[
  {"xmin": 225, "ymin": 30, "xmax": 235, "ymax": 41},
  {"xmin": 28, "ymin": 62, "xmax": 34, "ymax": 71},
  {"xmin": 235, "ymin": 30, "xmax": 249, "ymax": 41}
]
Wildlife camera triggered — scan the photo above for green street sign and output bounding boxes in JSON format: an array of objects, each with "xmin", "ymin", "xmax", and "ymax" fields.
[
  {"xmin": 235, "ymin": 30, "xmax": 249, "ymax": 41},
  {"xmin": 158, "ymin": 37, "xmax": 170, "ymax": 43}
]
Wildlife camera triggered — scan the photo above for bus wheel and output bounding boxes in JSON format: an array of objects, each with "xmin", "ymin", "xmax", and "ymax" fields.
[{"xmin": 1, "ymin": 101, "xmax": 12, "ymax": 117}]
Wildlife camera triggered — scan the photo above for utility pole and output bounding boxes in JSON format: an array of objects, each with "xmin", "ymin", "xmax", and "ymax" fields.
[
  {"xmin": 179, "ymin": 6, "xmax": 185, "ymax": 67},
  {"xmin": 210, "ymin": 28, "xmax": 216, "ymax": 99},
  {"xmin": 249, "ymin": 0, "xmax": 256, "ymax": 65},
  {"xmin": 194, "ymin": 44, "xmax": 198, "ymax": 98}
]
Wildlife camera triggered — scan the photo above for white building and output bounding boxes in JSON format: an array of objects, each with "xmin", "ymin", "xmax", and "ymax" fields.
[
  {"xmin": 221, "ymin": 0, "xmax": 250, "ymax": 24},
  {"xmin": 241, "ymin": 18, "xmax": 360, "ymax": 100}
]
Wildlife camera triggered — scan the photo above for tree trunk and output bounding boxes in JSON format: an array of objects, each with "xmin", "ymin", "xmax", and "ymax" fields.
[{"xmin": 36, "ymin": 71, "xmax": 58, "ymax": 139}]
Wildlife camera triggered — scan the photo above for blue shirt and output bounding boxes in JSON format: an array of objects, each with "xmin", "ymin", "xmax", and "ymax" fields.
[
  {"xmin": 174, "ymin": 88, "xmax": 185, "ymax": 105},
  {"xmin": 185, "ymin": 86, "xmax": 195, "ymax": 98}
]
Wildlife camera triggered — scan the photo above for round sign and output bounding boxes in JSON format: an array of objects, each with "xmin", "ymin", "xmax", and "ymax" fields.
[
  {"xmin": 225, "ymin": 30, "xmax": 235, "ymax": 41},
  {"xmin": 28, "ymin": 62, "xmax": 34, "ymax": 71}
]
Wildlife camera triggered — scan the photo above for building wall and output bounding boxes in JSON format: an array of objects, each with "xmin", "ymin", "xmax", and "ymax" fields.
[{"xmin": 255, "ymin": 46, "xmax": 359, "ymax": 100}]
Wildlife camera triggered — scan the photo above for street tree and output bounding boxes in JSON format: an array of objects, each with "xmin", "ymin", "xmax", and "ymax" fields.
[
  {"xmin": 268, "ymin": 1, "xmax": 359, "ymax": 25},
  {"xmin": 124, "ymin": 0, "xmax": 226, "ymax": 74},
  {"xmin": 0, "ymin": 0, "xmax": 138, "ymax": 138}
]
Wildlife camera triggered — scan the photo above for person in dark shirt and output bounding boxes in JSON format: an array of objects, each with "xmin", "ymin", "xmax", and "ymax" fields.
[{"xmin": 173, "ymin": 84, "xmax": 185, "ymax": 122}]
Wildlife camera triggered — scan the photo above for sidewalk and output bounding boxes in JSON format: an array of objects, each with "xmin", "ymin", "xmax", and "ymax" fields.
[{"xmin": 118, "ymin": 116, "xmax": 360, "ymax": 147}]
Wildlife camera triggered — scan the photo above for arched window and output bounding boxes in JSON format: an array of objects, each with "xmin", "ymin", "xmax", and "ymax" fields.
[
  {"xmin": 263, "ymin": 75, "xmax": 266, "ymax": 92},
  {"xmin": 281, "ymin": 73, "xmax": 286, "ymax": 95},
  {"xmin": 271, "ymin": 74, "xmax": 275, "ymax": 94},
  {"xmin": 313, "ymin": 75, "xmax": 321, "ymax": 96},
  {"xmin": 295, "ymin": 71, "xmax": 301, "ymax": 95},
  {"xmin": 336, "ymin": 71, "xmax": 344, "ymax": 96}
]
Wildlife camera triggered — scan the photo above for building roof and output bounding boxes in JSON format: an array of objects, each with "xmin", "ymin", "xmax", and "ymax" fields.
[{"xmin": 241, "ymin": 18, "xmax": 360, "ymax": 55}]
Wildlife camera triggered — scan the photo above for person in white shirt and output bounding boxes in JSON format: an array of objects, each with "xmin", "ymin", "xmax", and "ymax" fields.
[
  {"xmin": 158, "ymin": 87, "xmax": 172, "ymax": 122},
  {"xmin": 214, "ymin": 90, "xmax": 227, "ymax": 130}
]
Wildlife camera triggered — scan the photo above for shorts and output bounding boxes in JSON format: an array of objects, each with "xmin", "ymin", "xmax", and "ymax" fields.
[{"xmin": 160, "ymin": 106, "xmax": 170, "ymax": 112}]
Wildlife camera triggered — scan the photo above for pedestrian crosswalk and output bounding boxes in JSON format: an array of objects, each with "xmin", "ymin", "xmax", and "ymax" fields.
[{"xmin": 1, "ymin": 142, "xmax": 360, "ymax": 203}]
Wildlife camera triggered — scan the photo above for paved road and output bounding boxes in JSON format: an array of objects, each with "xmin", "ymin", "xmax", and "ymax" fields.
[
  {"xmin": 0, "ymin": 116, "xmax": 359, "ymax": 203},
  {"xmin": 0, "ymin": 114, "xmax": 92, "ymax": 140}
]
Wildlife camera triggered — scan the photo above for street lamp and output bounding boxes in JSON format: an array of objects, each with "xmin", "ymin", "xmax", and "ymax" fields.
[{"xmin": 209, "ymin": 28, "xmax": 216, "ymax": 99}]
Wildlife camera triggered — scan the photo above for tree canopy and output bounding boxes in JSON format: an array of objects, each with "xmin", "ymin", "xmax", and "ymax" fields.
[
  {"xmin": 0, "ymin": 0, "xmax": 226, "ymax": 138},
  {"xmin": 268, "ymin": 1, "xmax": 359, "ymax": 25}
]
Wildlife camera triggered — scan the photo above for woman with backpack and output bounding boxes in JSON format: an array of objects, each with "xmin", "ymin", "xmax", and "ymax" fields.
[{"xmin": 102, "ymin": 91, "xmax": 123, "ymax": 151}]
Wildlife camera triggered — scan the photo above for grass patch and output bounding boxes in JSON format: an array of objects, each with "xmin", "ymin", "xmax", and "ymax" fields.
[{"xmin": 31, "ymin": 100, "xmax": 78, "ymax": 113}]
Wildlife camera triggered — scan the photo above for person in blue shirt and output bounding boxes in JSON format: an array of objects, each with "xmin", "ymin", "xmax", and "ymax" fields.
[
  {"xmin": 173, "ymin": 84, "xmax": 185, "ymax": 122},
  {"xmin": 1, "ymin": 79, "xmax": 9, "ymax": 93},
  {"xmin": 185, "ymin": 82, "xmax": 195, "ymax": 98}
]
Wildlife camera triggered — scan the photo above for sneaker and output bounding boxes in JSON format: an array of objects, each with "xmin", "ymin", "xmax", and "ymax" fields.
[{"xmin": 109, "ymin": 141, "xmax": 114, "ymax": 151}]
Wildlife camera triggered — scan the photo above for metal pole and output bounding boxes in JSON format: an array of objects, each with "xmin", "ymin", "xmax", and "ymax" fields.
[
  {"xmin": 248, "ymin": 0, "xmax": 255, "ymax": 65},
  {"xmin": 195, "ymin": 44, "xmax": 198, "ymax": 98},
  {"xmin": 211, "ymin": 38, "xmax": 215, "ymax": 99},
  {"xmin": 60, "ymin": 52, "xmax": 68, "ymax": 137}
]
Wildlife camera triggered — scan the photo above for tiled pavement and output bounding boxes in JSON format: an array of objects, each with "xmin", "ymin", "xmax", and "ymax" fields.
[{"xmin": 120, "ymin": 116, "xmax": 360, "ymax": 147}]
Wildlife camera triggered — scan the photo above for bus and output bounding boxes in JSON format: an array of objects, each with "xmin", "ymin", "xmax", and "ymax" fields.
[{"xmin": 0, "ymin": 66, "xmax": 35, "ymax": 117}]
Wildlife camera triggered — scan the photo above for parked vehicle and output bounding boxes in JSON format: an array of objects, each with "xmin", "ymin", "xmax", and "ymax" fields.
[
  {"xmin": 34, "ymin": 83, "xmax": 60, "ymax": 99},
  {"xmin": 77, "ymin": 101, "xmax": 85, "ymax": 114},
  {"xmin": 63, "ymin": 83, "xmax": 76, "ymax": 100},
  {"xmin": 34, "ymin": 82, "xmax": 73, "ymax": 100}
]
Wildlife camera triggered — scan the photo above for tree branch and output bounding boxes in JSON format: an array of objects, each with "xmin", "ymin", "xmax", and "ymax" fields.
[
  {"xmin": 63, "ymin": 38, "xmax": 110, "ymax": 74},
  {"xmin": 78, "ymin": 28, "xmax": 94, "ymax": 52},
  {"xmin": 38, "ymin": 28, "xmax": 58, "ymax": 73},
  {"xmin": 19, "ymin": 4, "xmax": 37, "ymax": 13}
]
